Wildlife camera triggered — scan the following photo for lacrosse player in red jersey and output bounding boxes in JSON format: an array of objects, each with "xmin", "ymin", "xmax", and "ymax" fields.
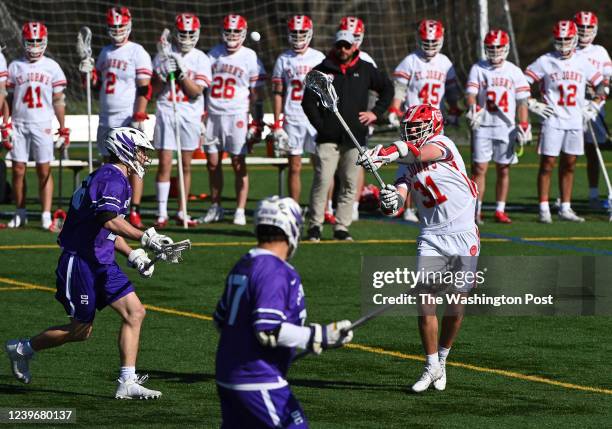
[
  {"xmin": 4, "ymin": 22, "xmax": 68, "ymax": 230},
  {"xmin": 79, "ymin": 7, "xmax": 152, "ymax": 228},
  {"xmin": 358, "ymin": 104, "xmax": 479, "ymax": 393},
  {"xmin": 151, "ymin": 13, "xmax": 212, "ymax": 228},
  {"xmin": 525, "ymin": 20, "xmax": 605, "ymax": 223},
  {"xmin": 271, "ymin": 15, "xmax": 325, "ymax": 202},
  {"xmin": 466, "ymin": 29, "xmax": 531, "ymax": 225},
  {"xmin": 573, "ymin": 11, "xmax": 612, "ymax": 209}
]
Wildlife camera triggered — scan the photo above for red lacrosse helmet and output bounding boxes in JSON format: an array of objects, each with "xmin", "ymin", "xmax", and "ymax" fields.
[
  {"xmin": 175, "ymin": 13, "xmax": 201, "ymax": 53},
  {"xmin": 288, "ymin": 15, "xmax": 313, "ymax": 53},
  {"xmin": 22, "ymin": 22, "xmax": 48, "ymax": 61},
  {"xmin": 553, "ymin": 20, "xmax": 577, "ymax": 59},
  {"xmin": 484, "ymin": 29, "xmax": 510, "ymax": 66},
  {"xmin": 339, "ymin": 16, "xmax": 365, "ymax": 48},
  {"xmin": 400, "ymin": 104, "xmax": 444, "ymax": 147},
  {"xmin": 418, "ymin": 19, "xmax": 444, "ymax": 59},
  {"xmin": 107, "ymin": 7, "xmax": 132, "ymax": 45},
  {"xmin": 222, "ymin": 14, "xmax": 247, "ymax": 52},
  {"xmin": 574, "ymin": 11, "xmax": 598, "ymax": 47}
]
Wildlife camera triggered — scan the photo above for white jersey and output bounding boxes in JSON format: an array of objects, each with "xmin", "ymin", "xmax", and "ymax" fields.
[
  {"xmin": 207, "ymin": 44, "xmax": 266, "ymax": 115},
  {"xmin": 0, "ymin": 52, "xmax": 7, "ymax": 83},
  {"xmin": 96, "ymin": 41, "xmax": 152, "ymax": 114},
  {"xmin": 466, "ymin": 60, "xmax": 530, "ymax": 130},
  {"xmin": 396, "ymin": 135, "xmax": 478, "ymax": 234},
  {"xmin": 7, "ymin": 57, "xmax": 67, "ymax": 124},
  {"xmin": 153, "ymin": 45, "xmax": 212, "ymax": 123},
  {"xmin": 272, "ymin": 48, "xmax": 325, "ymax": 123},
  {"xmin": 576, "ymin": 44, "xmax": 612, "ymax": 79},
  {"xmin": 359, "ymin": 50, "xmax": 377, "ymax": 68},
  {"xmin": 525, "ymin": 51, "xmax": 602, "ymax": 130},
  {"xmin": 393, "ymin": 51, "xmax": 456, "ymax": 109}
]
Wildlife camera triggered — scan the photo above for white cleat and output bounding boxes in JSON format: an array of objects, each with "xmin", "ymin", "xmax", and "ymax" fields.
[
  {"xmin": 233, "ymin": 210, "xmax": 247, "ymax": 226},
  {"xmin": 8, "ymin": 213, "xmax": 27, "ymax": 228},
  {"xmin": 115, "ymin": 374, "xmax": 162, "ymax": 400},
  {"xmin": 5, "ymin": 339, "xmax": 33, "ymax": 384},
  {"xmin": 433, "ymin": 363, "xmax": 446, "ymax": 391},
  {"xmin": 41, "ymin": 214, "xmax": 52, "ymax": 231},
  {"xmin": 538, "ymin": 211, "xmax": 552, "ymax": 224},
  {"xmin": 198, "ymin": 204, "xmax": 224, "ymax": 224},
  {"xmin": 403, "ymin": 208, "xmax": 419, "ymax": 223},
  {"xmin": 411, "ymin": 365, "xmax": 442, "ymax": 393},
  {"xmin": 558, "ymin": 208, "xmax": 585, "ymax": 223}
]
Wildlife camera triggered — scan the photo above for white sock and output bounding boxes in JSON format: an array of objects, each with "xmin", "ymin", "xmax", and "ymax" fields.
[
  {"xmin": 476, "ymin": 200, "xmax": 482, "ymax": 215},
  {"xmin": 426, "ymin": 352, "xmax": 440, "ymax": 369},
  {"xmin": 496, "ymin": 201, "xmax": 506, "ymax": 212},
  {"xmin": 235, "ymin": 207, "xmax": 245, "ymax": 216},
  {"xmin": 407, "ymin": 208, "xmax": 416, "ymax": 215},
  {"xmin": 119, "ymin": 366, "xmax": 136, "ymax": 382},
  {"xmin": 438, "ymin": 346, "xmax": 451, "ymax": 364},
  {"xmin": 156, "ymin": 181, "xmax": 170, "ymax": 218},
  {"xmin": 352, "ymin": 201, "xmax": 359, "ymax": 210},
  {"xmin": 41, "ymin": 211, "xmax": 51, "ymax": 221},
  {"xmin": 560, "ymin": 202, "xmax": 571, "ymax": 212},
  {"xmin": 589, "ymin": 187, "xmax": 599, "ymax": 199},
  {"xmin": 539, "ymin": 202, "xmax": 550, "ymax": 213},
  {"xmin": 327, "ymin": 200, "xmax": 333, "ymax": 212},
  {"xmin": 177, "ymin": 210, "xmax": 186, "ymax": 220}
]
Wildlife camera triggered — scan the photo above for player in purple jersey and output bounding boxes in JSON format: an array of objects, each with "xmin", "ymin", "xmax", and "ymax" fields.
[
  {"xmin": 5, "ymin": 127, "xmax": 179, "ymax": 400},
  {"xmin": 215, "ymin": 196, "xmax": 354, "ymax": 428}
]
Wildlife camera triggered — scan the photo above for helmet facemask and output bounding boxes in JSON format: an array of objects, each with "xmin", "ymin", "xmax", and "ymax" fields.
[
  {"xmin": 24, "ymin": 38, "xmax": 47, "ymax": 61},
  {"xmin": 576, "ymin": 24, "xmax": 597, "ymax": 47},
  {"xmin": 108, "ymin": 21, "xmax": 131, "ymax": 45},
  {"xmin": 223, "ymin": 28, "xmax": 246, "ymax": 52},
  {"xmin": 420, "ymin": 37, "xmax": 443, "ymax": 59},
  {"xmin": 400, "ymin": 120, "xmax": 434, "ymax": 148},
  {"xmin": 554, "ymin": 36, "xmax": 577, "ymax": 59},
  {"xmin": 176, "ymin": 29, "xmax": 200, "ymax": 53},
  {"xmin": 485, "ymin": 44, "xmax": 509, "ymax": 66}
]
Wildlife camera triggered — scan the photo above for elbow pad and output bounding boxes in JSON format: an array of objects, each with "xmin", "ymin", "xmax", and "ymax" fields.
[
  {"xmin": 393, "ymin": 80, "xmax": 407, "ymax": 101},
  {"xmin": 95, "ymin": 210, "xmax": 118, "ymax": 225},
  {"xmin": 52, "ymin": 93, "xmax": 66, "ymax": 107},
  {"xmin": 136, "ymin": 84, "xmax": 152, "ymax": 101}
]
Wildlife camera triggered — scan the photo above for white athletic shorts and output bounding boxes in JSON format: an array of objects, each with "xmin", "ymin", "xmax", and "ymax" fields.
[
  {"xmin": 284, "ymin": 120, "xmax": 317, "ymax": 155},
  {"xmin": 97, "ymin": 111, "xmax": 132, "ymax": 156},
  {"xmin": 204, "ymin": 113, "xmax": 248, "ymax": 156},
  {"xmin": 417, "ymin": 228, "xmax": 480, "ymax": 293},
  {"xmin": 153, "ymin": 112, "xmax": 200, "ymax": 151},
  {"xmin": 473, "ymin": 129, "xmax": 518, "ymax": 165},
  {"xmin": 584, "ymin": 115, "xmax": 607, "ymax": 144},
  {"xmin": 538, "ymin": 124, "xmax": 584, "ymax": 156},
  {"xmin": 10, "ymin": 121, "xmax": 54, "ymax": 163}
]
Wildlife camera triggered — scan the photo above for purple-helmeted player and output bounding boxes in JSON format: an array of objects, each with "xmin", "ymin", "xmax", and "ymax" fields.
[
  {"xmin": 215, "ymin": 196, "xmax": 354, "ymax": 428},
  {"xmin": 5, "ymin": 127, "xmax": 178, "ymax": 400}
]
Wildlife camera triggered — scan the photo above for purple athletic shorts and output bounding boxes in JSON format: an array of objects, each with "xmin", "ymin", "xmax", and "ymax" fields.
[
  {"xmin": 217, "ymin": 384, "xmax": 308, "ymax": 429},
  {"xmin": 55, "ymin": 251, "xmax": 134, "ymax": 323}
]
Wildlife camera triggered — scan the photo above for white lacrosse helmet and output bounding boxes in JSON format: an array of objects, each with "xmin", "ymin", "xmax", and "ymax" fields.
[
  {"xmin": 107, "ymin": 7, "xmax": 132, "ymax": 45},
  {"xmin": 222, "ymin": 14, "xmax": 247, "ymax": 52},
  {"xmin": 22, "ymin": 22, "xmax": 48, "ymax": 61},
  {"xmin": 254, "ymin": 196, "xmax": 303, "ymax": 259},
  {"xmin": 175, "ymin": 13, "xmax": 201, "ymax": 53},
  {"xmin": 104, "ymin": 127, "xmax": 154, "ymax": 179}
]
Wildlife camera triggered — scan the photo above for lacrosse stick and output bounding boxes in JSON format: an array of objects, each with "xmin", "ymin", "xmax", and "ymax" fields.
[
  {"xmin": 144, "ymin": 239, "xmax": 192, "ymax": 270},
  {"xmin": 76, "ymin": 27, "xmax": 93, "ymax": 173},
  {"xmin": 586, "ymin": 121, "xmax": 612, "ymax": 221},
  {"xmin": 158, "ymin": 29, "xmax": 188, "ymax": 229},
  {"xmin": 50, "ymin": 145, "xmax": 67, "ymax": 232},
  {"xmin": 304, "ymin": 70, "xmax": 386, "ymax": 187}
]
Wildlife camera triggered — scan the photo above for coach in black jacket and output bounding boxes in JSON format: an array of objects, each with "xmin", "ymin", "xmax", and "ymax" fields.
[{"xmin": 302, "ymin": 30, "xmax": 392, "ymax": 241}]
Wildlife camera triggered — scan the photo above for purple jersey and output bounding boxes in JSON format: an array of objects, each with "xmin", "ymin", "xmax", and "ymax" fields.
[
  {"xmin": 215, "ymin": 248, "xmax": 306, "ymax": 387},
  {"xmin": 58, "ymin": 164, "xmax": 131, "ymax": 265}
]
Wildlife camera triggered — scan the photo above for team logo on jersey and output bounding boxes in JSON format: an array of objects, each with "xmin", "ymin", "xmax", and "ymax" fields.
[
  {"xmin": 236, "ymin": 120, "xmax": 244, "ymax": 128},
  {"xmin": 470, "ymin": 245, "xmax": 478, "ymax": 256},
  {"xmin": 44, "ymin": 128, "xmax": 51, "ymax": 135}
]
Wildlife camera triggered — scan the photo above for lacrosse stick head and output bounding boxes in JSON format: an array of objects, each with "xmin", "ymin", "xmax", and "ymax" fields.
[
  {"xmin": 157, "ymin": 28, "xmax": 172, "ymax": 57},
  {"xmin": 76, "ymin": 26, "xmax": 92, "ymax": 59},
  {"xmin": 158, "ymin": 239, "xmax": 192, "ymax": 264},
  {"xmin": 304, "ymin": 70, "xmax": 338, "ymax": 112}
]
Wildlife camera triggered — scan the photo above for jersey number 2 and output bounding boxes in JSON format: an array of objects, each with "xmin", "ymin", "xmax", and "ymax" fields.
[{"xmin": 413, "ymin": 176, "xmax": 448, "ymax": 208}]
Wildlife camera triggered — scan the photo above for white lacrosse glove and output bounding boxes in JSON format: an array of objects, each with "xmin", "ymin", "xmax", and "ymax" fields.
[
  {"xmin": 130, "ymin": 112, "xmax": 148, "ymax": 131},
  {"xmin": 466, "ymin": 104, "xmax": 485, "ymax": 130},
  {"xmin": 357, "ymin": 141, "xmax": 419, "ymax": 172},
  {"xmin": 78, "ymin": 57, "xmax": 95, "ymax": 74},
  {"xmin": 388, "ymin": 107, "xmax": 402, "ymax": 127},
  {"xmin": 308, "ymin": 320, "xmax": 354, "ymax": 355},
  {"xmin": 380, "ymin": 184, "xmax": 402, "ymax": 216},
  {"xmin": 271, "ymin": 122, "xmax": 290, "ymax": 155},
  {"xmin": 516, "ymin": 122, "xmax": 532, "ymax": 144},
  {"xmin": 582, "ymin": 100, "xmax": 603, "ymax": 123},
  {"xmin": 141, "ymin": 227, "xmax": 173, "ymax": 254},
  {"xmin": 157, "ymin": 57, "xmax": 177, "ymax": 82},
  {"xmin": 527, "ymin": 98, "xmax": 555, "ymax": 119},
  {"xmin": 128, "ymin": 248, "xmax": 154, "ymax": 278},
  {"xmin": 169, "ymin": 52, "xmax": 187, "ymax": 81}
]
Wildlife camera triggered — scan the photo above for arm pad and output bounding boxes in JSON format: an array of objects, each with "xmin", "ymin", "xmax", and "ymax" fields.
[
  {"xmin": 96, "ymin": 210, "xmax": 118, "ymax": 225},
  {"xmin": 255, "ymin": 323, "xmax": 312, "ymax": 349},
  {"xmin": 136, "ymin": 84, "xmax": 152, "ymax": 101},
  {"xmin": 393, "ymin": 80, "xmax": 407, "ymax": 101}
]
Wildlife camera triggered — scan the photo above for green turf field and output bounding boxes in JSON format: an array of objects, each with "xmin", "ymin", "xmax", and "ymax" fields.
[{"xmin": 1, "ymin": 139, "xmax": 612, "ymax": 428}]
